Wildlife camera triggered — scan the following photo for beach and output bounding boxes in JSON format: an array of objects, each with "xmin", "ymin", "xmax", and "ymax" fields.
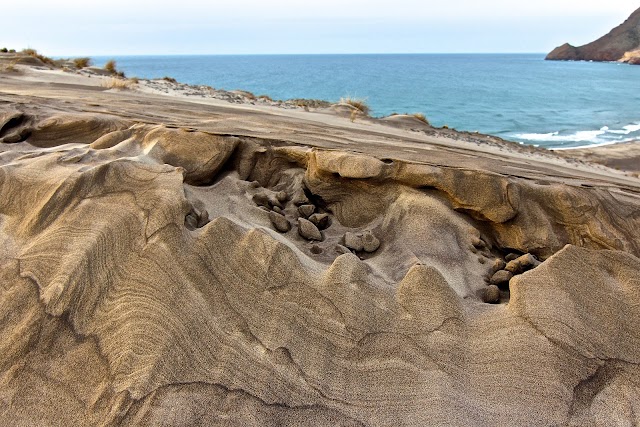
[{"xmin": 1, "ymin": 57, "xmax": 640, "ymax": 426}]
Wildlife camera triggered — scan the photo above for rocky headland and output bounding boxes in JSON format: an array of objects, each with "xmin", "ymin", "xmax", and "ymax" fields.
[
  {"xmin": 546, "ymin": 7, "xmax": 640, "ymax": 64},
  {"xmin": 1, "ymin": 51, "xmax": 640, "ymax": 426}
]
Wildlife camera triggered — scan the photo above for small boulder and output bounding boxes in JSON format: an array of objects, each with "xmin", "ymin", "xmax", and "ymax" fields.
[
  {"xmin": 298, "ymin": 204, "xmax": 316, "ymax": 218},
  {"xmin": 252, "ymin": 192, "xmax": 270, "ymax": 208},
  {"xmin": 490, "ymin": 258, "xmax": 506, "ymax": 275},
  {"xmin": 471, "ymin": 237, "xmax": 485, "ymax": 248},
  {"xmin": 185, "ymin": 212, "xmax": 198, "ymax": 230},
  {"xmin": 309, "ymin": 213, "xmax": 330, "ymax": 230},
  {"xmin": 483, "ymin": 285, "xmax": 501, "ymax": 304},
  {"xmin": 505, "ymin": 253, "xmax": 540, "ymax": 274},
  {"xmin": 505, "ymin": 253, "xmax": 520, "ymax": 262},
  {"xmin": 298, "ymin": 218, "xmax": 322, "ymax": 241},
  {"xmin": 344, "ymin": 232, "xmax": 364, "ymax": 252},
  {"xmin": 275, "ymin": 191, "xmax": 288, "ymax": 203},
  {"xmin": 269, "ymin": 211, "xmax": 291, "ymax": 233},
  {"xmin": 489, "ymin": 270, "xmax": 513, "ymax": 288},
  {"xmin": 197, "ymin": 209, "xmax": 209, "ymax": 228},
  {"xmin": 361, "ymin": 231, "xmax": 380, "ymax": 253},
  {"xmin": 272, "ymin": 206, "xmax": 283, "ymax": 214}
]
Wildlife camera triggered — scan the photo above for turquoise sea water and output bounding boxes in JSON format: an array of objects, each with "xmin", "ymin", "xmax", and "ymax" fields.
[{"xmin": 94, "ymin": 54, "xmax": 640, "ymax": 149}]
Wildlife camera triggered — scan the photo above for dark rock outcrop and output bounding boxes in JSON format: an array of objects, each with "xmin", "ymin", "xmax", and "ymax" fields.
[{"xmin": 546, "ymin": 7, "xmax": 640, "ymax": 64}]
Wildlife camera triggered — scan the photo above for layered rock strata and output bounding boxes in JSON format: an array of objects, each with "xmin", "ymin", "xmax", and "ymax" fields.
[{"xmin": 0, "ymin": 104, "xmax": 639, "ymax": 427}]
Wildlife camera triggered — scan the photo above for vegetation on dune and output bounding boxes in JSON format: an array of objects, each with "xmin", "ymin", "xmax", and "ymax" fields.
[
  {"xmin": 340, "ymin": 96, "xmax": 370, "ymax": 115},
  {"xmin": 412, "ymin": 112, "xmax": 430, "ymax": 124},
  {"xmin": 0, "ymin": 60, "xmax": 21, "ymax": 73},
  {"xmin": 101, "ymin": 77, "xmax": 133, "ymax": 90},
  {"xmin": 73, "ymin": 57, "xmax": 91, "ymax": 69},
  {"xmin": 21, "ymin": 48, "xmax": 54, "ymax": 65},
  {"xmin": 104, "ymin": 59, "xmax": 125, "ymax": 77}
]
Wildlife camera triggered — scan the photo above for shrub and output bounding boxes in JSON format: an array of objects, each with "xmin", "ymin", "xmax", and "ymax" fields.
[
  {"xmin": 73, "ymin": 57, "xmax": 91, "ymax": 68},
  {"xmin": 9, "ymin": 49, "xmax": 16, "ymax": 53},
  {"xmin": 340, "ymin": 96, "xmax": 370, "ymax": 115},
  {"xmin": 21, "ymin": 48, "xmax": 54, "ymax": 65},
  {"xmin": 412, "ymin": 112, "xmax": 430, "ymax": 124},
  {"xmin": 258, "ymin": 94, "xmax": 273, "ymax": 101},
  {"xmin": 162, "ymin": 76, "xmax": 177, "ymax": 83},
  {"xmin": 129, "ymin": 77, "xmax": 139, "ymax": 84},
  {"xmin": 101, "ymin": 77, "xmax": 132, "ymax": 90},
  {"xmin": 234, "ymin": 90, "xmax": 256, "ymax": 100},
  {"xmin": 104, "ymin": 59, "xmax": 118, "ymax": 73},
  {"xmin": 0, "ymin": 48, "xmax": 7, "ymax": 53}
]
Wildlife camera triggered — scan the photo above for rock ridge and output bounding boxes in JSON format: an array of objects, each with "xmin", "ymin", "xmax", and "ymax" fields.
[{"xmin": 546, "ymin": 7, "xmax": 640, "ymax": 64}]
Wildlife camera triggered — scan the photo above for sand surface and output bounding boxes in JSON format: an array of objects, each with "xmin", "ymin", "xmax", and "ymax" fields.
[{"xmin": 1, "ymin": 63, "xmax": 640, "ymax": 426}]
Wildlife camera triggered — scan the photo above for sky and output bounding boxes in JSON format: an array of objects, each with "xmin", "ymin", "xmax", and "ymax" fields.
[{"xmin": 1, "ymin": 1, "xmax": 638, "ymax": 55}]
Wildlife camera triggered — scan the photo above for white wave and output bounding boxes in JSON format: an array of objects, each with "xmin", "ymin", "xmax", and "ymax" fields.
[
  {"xmin": 608, "ymin": 123, "xmax": 640, "ymax": 135},
  {"xmin": 512, "ymin": 122, "xmax": 640, "ymax": 147},
  {"xmin": 514, "ymin": 129, "xmax": 606, "ymax": 143}
]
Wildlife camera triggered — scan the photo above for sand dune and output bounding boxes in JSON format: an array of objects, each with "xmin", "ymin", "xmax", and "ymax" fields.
[{"xmin": 1, "ymin": 65, "xmax": 639, "ymax": 426}]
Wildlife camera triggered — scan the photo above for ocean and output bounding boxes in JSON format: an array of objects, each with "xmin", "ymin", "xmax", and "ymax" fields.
[{"xmin": 93, "ymin": 54, "xmax": 640, "ymax": 149}]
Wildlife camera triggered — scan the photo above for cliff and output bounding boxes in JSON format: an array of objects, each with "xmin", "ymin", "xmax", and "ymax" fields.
[{"xmin": 546, "ymin": 7, "xmax": 640, "ymax": 64}]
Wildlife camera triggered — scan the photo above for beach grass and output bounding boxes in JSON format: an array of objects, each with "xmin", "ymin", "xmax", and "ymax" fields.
[
  {"xmin": 412, "ymin": 113, "xmax": 429, "ymax": 124},
  {"xmin": 340, "ymin": 97, "xmax": 370, "ymax": 115},
  {"xmin": 73, "ymin": 57, "xmax": 91, "ymax": 69},
  {"xmin": 21, "ymin": 48, "xmax": 54, "ymax": 65},
  {"xmin": 102, "ymin": 77, "xmax": 133, "ymax": 90}
]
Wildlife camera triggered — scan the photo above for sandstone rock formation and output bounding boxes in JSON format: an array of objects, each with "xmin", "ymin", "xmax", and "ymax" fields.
[
  {"xmin": 1, "ymin": 72, "xmax": 640, "ymax": 426},
  {"xmin": 546, "ymin": 7, "xmax": 640, "ymax": 64}
]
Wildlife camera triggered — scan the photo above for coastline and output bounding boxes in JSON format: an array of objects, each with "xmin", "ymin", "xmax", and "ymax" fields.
[
  {"xmin": 78, "ymin": 52, "xmax": 640, "ymax": 148},
  {"xmin": 12, "ymin": 53, "xmax": 640, "ymax": 177}
]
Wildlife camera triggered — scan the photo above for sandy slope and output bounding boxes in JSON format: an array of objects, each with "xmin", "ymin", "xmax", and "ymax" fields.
[{"xmin": 1, "ymin": 65, "xmax": 640, "ymax": 426}]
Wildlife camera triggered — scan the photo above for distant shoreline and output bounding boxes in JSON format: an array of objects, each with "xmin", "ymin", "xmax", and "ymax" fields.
[{"xmin": 3, "ymin": 49, "xmax": 639, "ymax": 152}]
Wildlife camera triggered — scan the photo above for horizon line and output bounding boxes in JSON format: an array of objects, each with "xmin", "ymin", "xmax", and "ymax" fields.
[{"xmin": 76, "ymin": 52, "xmax": 548, "ymax": 58}]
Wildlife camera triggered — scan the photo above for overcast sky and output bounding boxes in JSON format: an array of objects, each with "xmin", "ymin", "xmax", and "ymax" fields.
[{"xmin": 1, "ymin": 1, "xmax": 638, "ymax": 55}]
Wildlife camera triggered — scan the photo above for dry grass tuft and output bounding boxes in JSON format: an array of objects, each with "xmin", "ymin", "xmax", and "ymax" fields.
[
  {"xmin": 412, "ymin": 112, "xmax": 430, "ymax": 124},
  {"xmin": 340, "ymin": 97, "xmax": 370, "ymax": 115},
  {"xmin": 102, "ymin": 77, "xmax": 133, "ymax": 90},
  {"xmin": 21, "ymin": 48, "xmax": 54, "ymax": 65},
  {"xmin": 104, "ymin": 59, "xmax": 117, "ymax": 73},
  {"xmin": 258, "ymin": 94, "xmax": 273, "ymax": 102},
  {"xmin": 104, "ymin": 60, "xmax": 125, "ymax": 77},
  {"xmin": 162, "ymin": 76, "xmax": 177, "ymax": 83},
  {"xmin": 1, "ymin": 59, "xmax": 22, "ymax": 73},
  {"xmin": 73, "ymin": 57, "xmax": 91, "ymax": 68}
]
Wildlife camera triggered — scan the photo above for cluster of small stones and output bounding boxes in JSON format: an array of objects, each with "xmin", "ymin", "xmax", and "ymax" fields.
[
  {"xmin": 253, "ymin": 182, "xmax": 381, "ymax": 256},
  {"xmin": 483, "ymin": 252, "xmax": 542, "ymax": 304},
  {"xmin": 252, "ymin": 184, "xmax": 329, "ymax": 243}
]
